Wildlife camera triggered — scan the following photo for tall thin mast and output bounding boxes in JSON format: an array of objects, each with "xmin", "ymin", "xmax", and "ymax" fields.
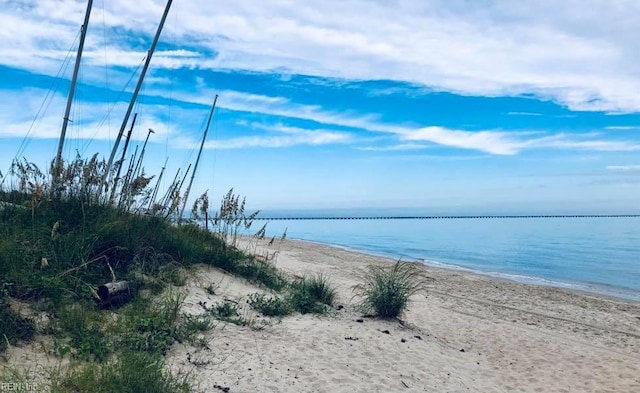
[
  {"xmin": 179, "ymin": 95, "xmax": 218, "ymax": 221},
  {"xmin": 102, "ymin": 0, "xmax": 173, "ymax": 188},
  {"xmin": 54, "ymin": 0, "xmax": 94, "ymax": 180},
  {"xmin": 108, "ymin": 113, "xmax": 137, "ymax": 204},
  {"xmin": 148, "ymin": 157, "xmax": 168, "ymax": 210},
  {"xmin": 133, "ymin": 128, "xmax": 155, "ymax": 179}
]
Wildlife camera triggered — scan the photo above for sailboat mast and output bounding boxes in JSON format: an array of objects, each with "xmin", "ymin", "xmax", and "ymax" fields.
[
  {"xmin": 54, "ymin": 0, "xmax": 94, "ymax": 180},
  {"xmin": 108, "ymin": 113, "xmax": 138, "ymax": 204},
  {"xmin": 133, "ymin": 128, "xmax": 155, "ymax": 179},
  {"xmin": 102, "ymin": 0, "xmax": 173, "ymax": 188},
  {"xmin": 179, "ymin": 95, "xmax": 218, "ymax": 221}
]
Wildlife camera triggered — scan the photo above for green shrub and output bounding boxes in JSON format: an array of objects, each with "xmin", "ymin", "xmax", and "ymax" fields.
[
  {"xmin": 247, "ymin": 293, "xmax": 291, "ymax": 316},
  {"xmin": 288, "ymin": 288, "xmax": 320, "ymax": 314},
  {"xmin": 288, "ymin": 274, "xmax": 336, "ymax": 314},
  {"xmin": 176, "ymin": 314, "xmax": 214, "ymax": 342},
  {"xmin": 301, "ymin": 274, "xmax": 336, "ymax": 306},
  {"xmin": 206, "ymin": 301, "xmax": 245, "ymax": 326},
  {"xmin": 353, "ymin": 260, "xmax": 427, "ymax": 319}
]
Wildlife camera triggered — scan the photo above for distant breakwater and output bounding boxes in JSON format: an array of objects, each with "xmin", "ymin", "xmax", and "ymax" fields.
[{"xmin": 255, "ymin": 214, "xmax": 640, "ymax": 221}]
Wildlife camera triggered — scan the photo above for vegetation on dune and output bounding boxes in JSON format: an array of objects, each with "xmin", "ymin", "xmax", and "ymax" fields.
[
  {"xmin": 0, "ymin": 156, "xmax": 287, "ymax": 310},
  {"xmin": 288, "ymin": 273, "xmax": 337, "ymax": 314},
  {"xmin": 353, "ymin": 260, "xmax": 428, "ymax": 319},
  {"xmin": 0, "ymin": 151, "xmax": 427, "ymax": 391},
  {"xmin": 245, "ymin": 274, "xmax": 338, "ymax": 317},
  {"xmin": 49, "ymin": 350, "xmax": 191, "ymax": 393},
  {"xmin": 0, "ymin": 155, "xmax": 340, "ymax": 391}
]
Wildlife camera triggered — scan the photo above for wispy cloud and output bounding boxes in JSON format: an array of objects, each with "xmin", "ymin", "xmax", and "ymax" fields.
[
  {"xmin": 174, "ymin": 123, "xmax": 351, "ymax": 150},
  {"xmin": 606, "ymin": 165, "xmax": 640, "ymax": 172},
  {"xmin": 356, "ymin": 143, "xmax": 430, "ymax": 152},
  {"xmin": 537, "ymin": 139, "xmax": 640, "ymax": 152},
  {"xmin": 4, "ymin": 85, "xmax": 639, "ymax": 157},
  {"xmin": 605, "ymin": 126, "xmax": 640, "ymax": 130},
  {"xmin": 507, "ymin": 112, "xmax": 542, "ymax": 116},
  {"xmin": 399, "ymin": 127, "xmax": 523, "ymax": 155}
]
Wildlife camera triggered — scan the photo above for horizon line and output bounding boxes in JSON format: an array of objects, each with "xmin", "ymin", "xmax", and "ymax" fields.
[{"xmin": 253, "ymin": 214, "xmax": 640, "ymax": 221}]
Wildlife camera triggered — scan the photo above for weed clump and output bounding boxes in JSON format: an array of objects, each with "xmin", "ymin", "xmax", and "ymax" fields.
[
  {"xmin": 247, "ymin": 293, "xmax": 291, "ymax": 317},
  {"xmin": 353, "ymin": 260, "xmax": 427, "ymax": 319},
  {"xmin": 246, "ymin": 274, "xmax": 338, "ymax": 316},
  {"xmin": 289, "ymin": 274, "xmax": 336, "ymax": 314},
  {"xmin": 205, "ymin": 301, "xmax": 245, "ymax": 326}
]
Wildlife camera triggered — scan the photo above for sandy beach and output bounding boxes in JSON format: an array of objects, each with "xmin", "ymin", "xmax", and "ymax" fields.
[
  {"xmin": 164, "ymin": 237, "xmax": 640, "ymax": 393},
  {"xmin": 2, "ymin": 236, "xmax": 639, "ymax": 392}
]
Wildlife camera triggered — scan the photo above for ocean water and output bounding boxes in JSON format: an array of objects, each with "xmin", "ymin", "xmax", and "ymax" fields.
[{"xmin": 252, "ymin": 216, "xmax": 640, "ymax": 302}]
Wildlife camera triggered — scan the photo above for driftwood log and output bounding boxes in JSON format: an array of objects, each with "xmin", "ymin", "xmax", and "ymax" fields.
[
  {"xmin": 95, "ymin": 274, "xmax": 158, "ymax": 307},
  {"xmin": 97, "ymin": 280, "xmax": 130, "ymax": 305}
]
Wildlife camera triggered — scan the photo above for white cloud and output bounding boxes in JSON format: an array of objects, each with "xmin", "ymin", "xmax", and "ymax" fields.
[
  {"xmin": 606, "ymin": 165, "xmax": 640, "ymax": 172},
  {"xmin": 1, "ymin": 0, "xmax": 639, "ymax": 112},
  {"xmin": 399, "ymin": 127, "xmax": 523, "ymax": 155},
  {"xmin": 605, "ymin": 126, "xmax": 640, "ymax": 131},
  {"xmin": 356, "ymin": 143, "xmax": 430, "ymax": 152},
  {"xmin": 174, "ymin": 123, "xmax": 351, "ymax": 150},
  {"xmin": 168, "ymin": 88, "xmax": 383, "ymax": 132},
  {"xmin": 209, "ymin": 90, "xmax": 640, "ymax": 155},
  {"xmin": 534, "ymin": 138, "xmax": 640, "ymax": 152},
  {"xmin": 507, "ymin": 112, "xmax": 542, "ymax": 117},
  {"xmin": 3, "ymin": 85, "xmax": 639, "ymax": 157},
  {"xmin": 0, "ymin": 88, "xmax": 182, "ymax": 149}
]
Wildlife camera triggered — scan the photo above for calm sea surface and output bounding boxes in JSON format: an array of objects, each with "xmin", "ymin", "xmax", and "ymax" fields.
[{"xmin": 252, "ymin": 216, "xmax": 640, "ymax": 301}]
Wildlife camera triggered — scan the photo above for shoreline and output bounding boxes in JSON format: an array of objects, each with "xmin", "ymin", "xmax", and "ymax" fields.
[{"xmin": 280, "ymin": 235, "xmax": 640, "ymax": 304}]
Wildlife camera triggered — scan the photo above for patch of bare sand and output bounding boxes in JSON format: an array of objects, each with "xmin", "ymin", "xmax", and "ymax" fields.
[{"xmin": 166, "ymin": 238, "xmax": 640, "ymax": 393}]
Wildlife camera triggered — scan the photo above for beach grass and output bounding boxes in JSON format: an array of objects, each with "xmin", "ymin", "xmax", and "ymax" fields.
[
  {"xmin": 288, "ymin": 273, "xmax": 337, "ymax": 314},
  {"xmin": 247, "ymin": 293, "xmax": 292, "ymax": 317},
  {"xmin": 245, "ymin": 273, "xmax": 339, "ymax": 317},
  {"xmin": 353, "ymin": 260, "xmax": 428, "ymax": 318}
]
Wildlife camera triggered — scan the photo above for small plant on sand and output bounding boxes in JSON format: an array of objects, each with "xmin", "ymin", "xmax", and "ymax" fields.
[
  {"xmin": 204, "ymin": 282, "xmax": 217, "ymax": 295},
  {"xmin": 353, "ymin": 260, "xmax": 427, "ymax": 319},
  {"xmin": 289, "ymin": 274, "xmax": 337, "ymax": 314},
  {"xmin": 208, "ymin": 301, "xmax": 246, "ymax": 326},
  {"xmin": 247, "ymin": 293, "xmax": 291, "ymax": 317},
  {"xmin": 176, "ymin": 313, "xmax": 214, "ymax": 342},
  {"xmin": 300, "ymin": 274, "xmax": 336, "ymax": 306}
]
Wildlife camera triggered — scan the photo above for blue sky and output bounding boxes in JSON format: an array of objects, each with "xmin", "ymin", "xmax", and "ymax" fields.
[{"xmin": 1, "ymin": 0, "xmax": 639, "ymax": 214}]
